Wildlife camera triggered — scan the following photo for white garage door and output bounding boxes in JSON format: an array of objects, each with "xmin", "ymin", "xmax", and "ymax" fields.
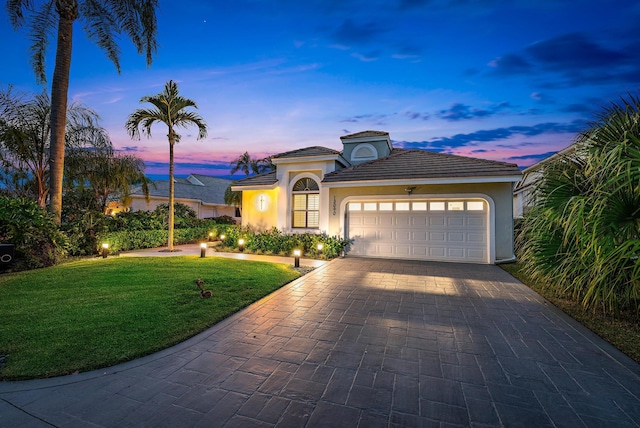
[{"xmin": 347, "ymin": 199, "xmax": 488, "ymax": 263}]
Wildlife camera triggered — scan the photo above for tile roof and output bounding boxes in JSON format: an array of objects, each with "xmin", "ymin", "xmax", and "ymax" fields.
[
  {"xmin": 232, "ymin": 171, "xmax": 278, "ymax": 186},
  {"xmin": 340, "ymin": 130, "xmax": 389, "ymax": 140},
  {"xmin": 273, "ymin": 146, "xmax": 341, "ymax": 159},
  {"xmin": 322, "ymin": 149, "xmax": 521, "ymax": 183},
  {"xmin": 131, "ymin": 174, "xmax": 232, "ymax": 204}
]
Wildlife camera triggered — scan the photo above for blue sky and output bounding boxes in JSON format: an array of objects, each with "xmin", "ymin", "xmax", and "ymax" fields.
[{"xmin": 1, "ymin": 0, "xmax": 639, "ymax": 179}]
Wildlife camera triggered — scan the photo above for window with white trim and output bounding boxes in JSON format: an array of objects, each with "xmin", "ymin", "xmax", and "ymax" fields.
[{"xmin": 292, "ymin": 178, "xmax": 320, "ymax": 228}]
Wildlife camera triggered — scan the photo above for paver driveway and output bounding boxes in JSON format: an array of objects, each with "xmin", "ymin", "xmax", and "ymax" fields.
[{"xmin": 1, "ymin": 258, "xmax": 640, "ymax": 427}]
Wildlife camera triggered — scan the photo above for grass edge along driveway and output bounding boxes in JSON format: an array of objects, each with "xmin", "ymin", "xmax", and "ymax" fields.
[{"xmin": 0, "ymin": 257, "xmax": 301, "ymax": 380}]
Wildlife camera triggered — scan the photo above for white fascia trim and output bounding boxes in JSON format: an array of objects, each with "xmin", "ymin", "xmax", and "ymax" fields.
[
  {"xmin": 323, "ymin": 175, "xmax": 522, "ymax": 188},
  {"xmin": 339, "ymin": 193, "xmax": 496, "ymax": 264},
  {"xmin": 231, "ymin": 183, "xmax": 278, "ymax": 191}
]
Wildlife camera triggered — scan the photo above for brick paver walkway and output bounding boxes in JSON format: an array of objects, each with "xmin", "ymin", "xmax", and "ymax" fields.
[{"xmin": 1, "ymin": 258, "xmax": 639, "ymax": 427}]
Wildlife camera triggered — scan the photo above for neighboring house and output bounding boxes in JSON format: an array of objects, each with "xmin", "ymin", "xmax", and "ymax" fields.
[
  {"xmin": 513, "ymin": 143, "xmax": 578, "ymax": 218},
  {"xmin": 232, "ymin": 130, "xmax": 522, "ymax": 264},
  {"xmin": 110, "ymin": 173, "xmax": 238, "ymax": 219}
]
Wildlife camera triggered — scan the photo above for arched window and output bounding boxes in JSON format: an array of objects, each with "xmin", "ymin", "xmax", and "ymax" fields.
[
  {"xmin": 351, "ymin": 143, "xmax": 378, "ymax": 162},
  {"xmin": 292, "ymin": 177, "xmax": 319, "ymax": 228}
]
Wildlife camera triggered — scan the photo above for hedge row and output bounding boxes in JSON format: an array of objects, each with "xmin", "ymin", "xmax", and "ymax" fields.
[{"xmin": 98, "ymin": 225, "xmax": 351, "ymax": 259}]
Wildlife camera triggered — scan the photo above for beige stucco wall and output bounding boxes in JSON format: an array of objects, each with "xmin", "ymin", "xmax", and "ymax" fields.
[
  {"xmin": 325, "ymin": 182, "xmax": 515, "ymax": 261},
  {"xmin": 241, "ymin": 188, "xmax": 280, "ymax": 231}
]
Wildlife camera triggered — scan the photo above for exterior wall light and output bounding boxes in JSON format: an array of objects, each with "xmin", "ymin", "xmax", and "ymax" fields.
[
  {"xmin": 293, "ymin": 249, "xmax": 301, "ymax": 267},
  {"xmin": 102, "ymin": 243, "xmax": 109, "ymax": 259},
  {"xmin": 200, "ymin": 242, "xmax": 207, "ymax": 258},
  {"xmin": 238, "ymin": 238, "xmax": 245, "ymax": 252}
]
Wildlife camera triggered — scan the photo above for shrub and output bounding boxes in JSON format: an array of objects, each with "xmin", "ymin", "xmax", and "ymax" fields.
[
  {"xmin": 517, "ymin": 95, "xmax": 640, "ymax": 314},
  {"xmin": 0, "ymin": 196, "xmax": 69, "ymax": 270},
  {"xmin": 242, "ymin": 228, "xmax": 350, "ymax": 259}
]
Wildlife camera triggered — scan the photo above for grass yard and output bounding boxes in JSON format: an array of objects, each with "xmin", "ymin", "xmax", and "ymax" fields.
[
  {"xmin": 501, "ymin": 263, "xmax": 640, "ymax": 364},
  {"xmin": 0, "ymin": 257, "xmax": 301, "ymax": 380}
]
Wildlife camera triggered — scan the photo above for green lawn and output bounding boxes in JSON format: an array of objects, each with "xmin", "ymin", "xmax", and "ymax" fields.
[
  {"xmin": 0, "ymin": 257, "xmax": 301, "ymax": 380},
  {"xmin": 501, "ymin": 263, "xmax": 640, "ymax": 364}
]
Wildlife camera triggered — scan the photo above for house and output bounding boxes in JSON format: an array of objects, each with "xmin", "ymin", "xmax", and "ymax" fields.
[
  {"xmin": 109, "ymin": 173, "xmax": 238, "ymax": 220},
  {"xmin": 513, "ymin": 143, "xmax": 577, "ymax": 218},
  {"xmin": 232, "ymin": 130, "xmax": 522, "ymax": 264}
]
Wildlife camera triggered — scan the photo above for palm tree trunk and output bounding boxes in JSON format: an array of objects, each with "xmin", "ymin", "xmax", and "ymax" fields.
[
  {"xmin": 49, "ymin": 1, "xmax": 78, "ymax": 224},
  {"xmin": 168, "ymin": 139, "xmax": 175, "ymax": 251}
]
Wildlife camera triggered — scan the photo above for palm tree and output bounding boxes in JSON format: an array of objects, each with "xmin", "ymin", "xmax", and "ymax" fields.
[
  {"xmin": 125, "ymin": 80, "xmax": 207, "ymax": 251},
  {"xmin": 7, "ymin": 0, "xmax": 158, "ymax": 224},
  {"xmin": 0, "ymin": 87, "xmax": 109, "ymax": 207},
  {"xmin": 230, "ymin": 151, "xmax": 255, "ymax": 177},
  {"xmin": 254, "ymin": 156, "xmax": 275, "ymax": 175},
  {"xmin": 64, "ymin": 146, "xmax": 149, "ymax": 213},
  {"xmin": 230, "ymin": 152, "xmax": 274, "ymax": 177}
]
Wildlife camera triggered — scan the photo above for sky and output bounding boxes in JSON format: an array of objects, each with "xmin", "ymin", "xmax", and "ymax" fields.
[{"xmin": 1, "ymin": 0, "xmax": 639, "ymax": 180}]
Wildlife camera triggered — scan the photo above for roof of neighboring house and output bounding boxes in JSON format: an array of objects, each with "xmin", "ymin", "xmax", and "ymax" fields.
[
  {"xmin": 513, "ymin": 142, "xmax": 579, "ymax": 192},
  {"xmin": 272, "ymin": 146, "xmax": 341, "ymax": 159},
  {"xmin": 131, "ymin": 174, "xmax": 232, "ymax": 205},
  {"xmin": 322, "ymin": 149, "xmax": 521, "ymax": 183}
]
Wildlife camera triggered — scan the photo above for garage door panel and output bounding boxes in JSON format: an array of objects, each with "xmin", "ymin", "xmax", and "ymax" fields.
[
  {"xmin": 429, "ymin": 232, "xmax": 445, "ymax": 241},
  {"xmin": 411, "ymin": 216, "xmax": 428, "ymax": 226},
  {"xmin": 395, "ymin": 246, "xmax": 411, "ymax": 256},
  {"xmin": 363, "ymin": 216, "xmax": 377, "ymax": 226},
  {"xmin": 467, "ymin": 217, "xmax": 483, "ymax": 225},
  {"xmin": 394, "ymin": 230, "xmax": 411, "ymax": 241},
  {"xmin": 447, "ymin": 217, "xmax": 464, "ymax": 226},
  {"xmin": 347, "ymin": 199, "xmax": 489, "ymax": 263},
  {"xmin": 468, "ymin": 233, "xmax": 485, "ymax": 243},
  {"xmin": 448, "ymin": 248, "xmax": 465, "ymax": 258},
  {"xmin": 411, "ymin": 246, "xmax": 428, "ymax": 257},
  {"xmin": 468, "ymin": 249, "xmax": 485, "ymax": 259},
  {"xmin": 429, "ymin": 217, "xmax": 445, "ymax": 226},
  {"xmin": 448, "ymin": 232, "xmax": 465, "ymax": 242},
  {"xmin": 379, "ymin": 216, "xmax": 394, "ymax": 226},
  {"xmin": 429, "ymin": 247, "xmax": 446, "ymax": 257},
  {"xmin": 379, "ymin": 230, "xmax": 394, "ymax": 240},
  {"xmin": 411, "ymin": 230, "xmax": 427, "ymax": 241}
]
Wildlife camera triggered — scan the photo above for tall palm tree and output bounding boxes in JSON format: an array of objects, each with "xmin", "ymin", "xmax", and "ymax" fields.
[
  {"xmin": 125, "ymin": 80, "xmax": 207, "ymax": 251},
  {"xmin": 6, "ymin": 0, "xmax": 158, "ymax": 224},
  {"xmin": 0, "ymin": 87, "xmax": 109, "ymax": 207}
]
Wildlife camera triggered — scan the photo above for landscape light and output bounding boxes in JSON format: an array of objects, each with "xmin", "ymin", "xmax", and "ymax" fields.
[
  {"xmin": 293, "ymin": 249, "xmax": 301, "ymax": 267},
  {"xmin": 208, "ymin": 232, "xmax": 213, "ymax": 242},
  {"xmin": 200, "ymin": 242, "xmax": 207, "ymax": 258},
  {"xmin": 238, "ymin": 238, "xmax": 245, "ymax": 252},
  {"xmin": 317, "ymin": 243, "xmax": 324, "ymax": 256},
  {"xmin": 102, "ymin": 243, "xmax": 109, "ymax": 259}
]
